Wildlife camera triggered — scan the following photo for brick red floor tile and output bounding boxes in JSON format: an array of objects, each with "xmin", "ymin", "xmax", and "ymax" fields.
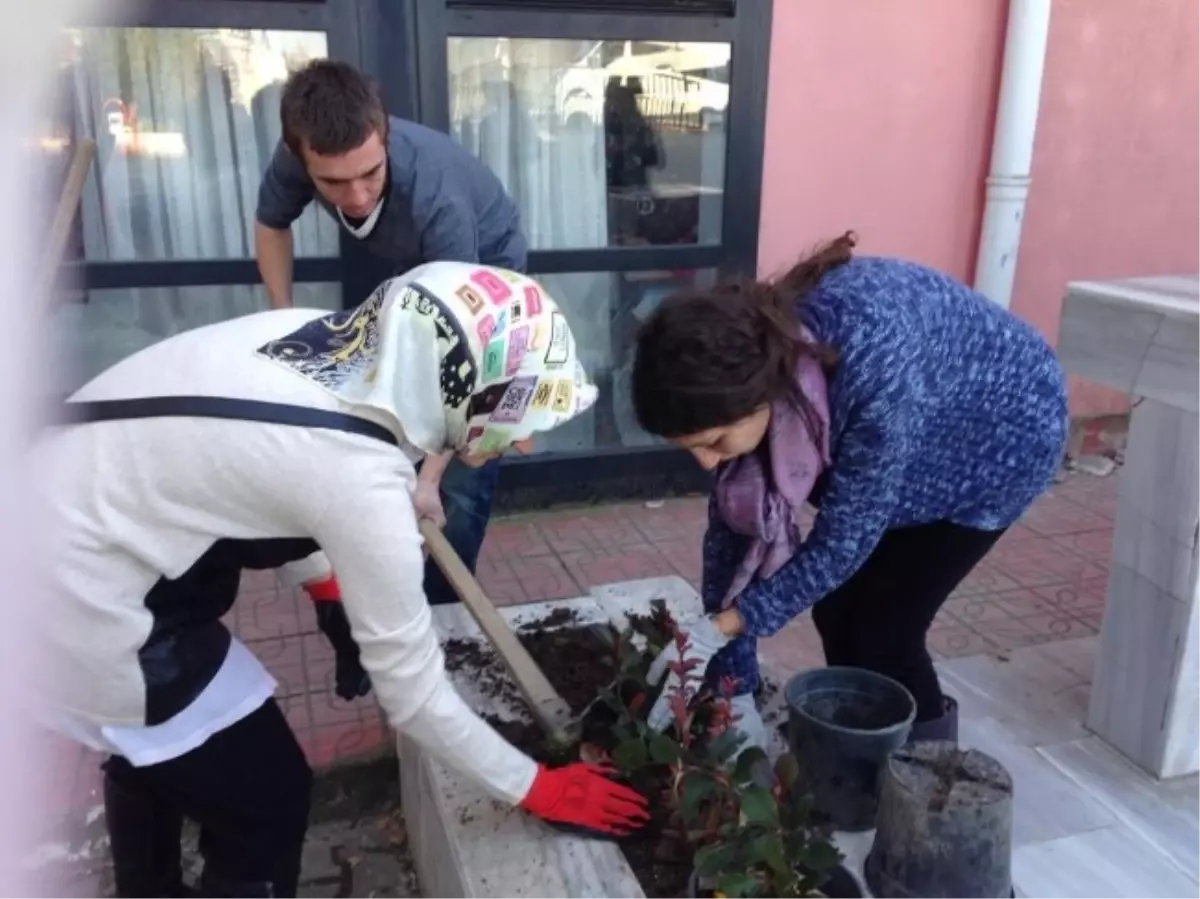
[
  {"xmin": 968, "ymin": 615, "xmax": 1044, "ymax": 651},
  {"xmin": 557, "ymin": 542, "xmax": 677, "ymax": 589},
  {"xmin": 951, "ymin": 563, "xmax": 1022, "ymax": 597},
  {"xmin": 942, "ymin": 594, "xmax": 1025, "ymax": 626},
  {"xmin": 504, "ymin": 554, "xmax": 584, "ymax": 600},
  {"xmin": 231, "ymin": 587, "xmax": 309, "ymax": 642},
  {"xmin": 1021, "ymin": 490, "xmax": 1114, "ymax": 536},
  {"xmin": 652, "ymin": 537, "xmax": 704, "ymax": 583},
  {"xmin": 624, "ymin": 497, "xmax": 709, "ymax": 543},
  {"xmin": 1031, "ymin": 579, "xmax": 1108, "ymax": 614},
  {"xmin": 1049, "ymin": 529, "xmax": 1115, "ymax": 562},
  {"xmin": 1053, "ymin": 473, "xmax": 1119, "ymax": 519},
  {"xmin": 927, "ymin": 626, "xmax": 994, "ymax": 659},
  {"xmin": 298, "ymin": 719, "xmax": 388, "ymax": 768},
  {"xmin": 480, "ymin": 519, "xmax": 553, "ymax": 560},
  {"xmin": 985, "ymin": 530, "xmax": 1109, "ymax": 588},
  {"xmin": 535, "ymin": 507, "xmax": 649, "ymax": 554},
  {"xmin": 1018, "ymin": 612, "xmax": 1100, "ymax": 642}
]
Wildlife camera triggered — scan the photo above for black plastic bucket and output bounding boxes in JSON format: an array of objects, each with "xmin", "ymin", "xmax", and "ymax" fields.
[{"xmin": 785, "ymin": 667, "xmax": 917, "ymax": 831}]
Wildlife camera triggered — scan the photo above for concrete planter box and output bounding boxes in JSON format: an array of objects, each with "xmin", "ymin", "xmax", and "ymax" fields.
[{"xmin": 399, "ymin": 576, "xmax": 872, "ymax": 897}]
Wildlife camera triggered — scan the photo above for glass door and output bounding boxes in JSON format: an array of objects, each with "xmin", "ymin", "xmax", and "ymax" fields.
[
  {"xmin": 51, "ymin": 0, "xmax": 367, "ymax": 394},
  {"xmin": 409, "ymin": 0, "xmax": 773, "ymax": 498}
]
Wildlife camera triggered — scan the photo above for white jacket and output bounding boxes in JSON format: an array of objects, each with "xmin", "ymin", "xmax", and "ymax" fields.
[{"xmin": 37, "ymin": 308, "xmax": 536, "ymax": 803}]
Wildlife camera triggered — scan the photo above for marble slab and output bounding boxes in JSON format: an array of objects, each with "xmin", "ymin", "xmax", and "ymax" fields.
[
  {"xmin": 1087, "ymin": 397, "xmax": 1200, "ymax": 778},
  {"xmin": 1038, "ymin": 736, "xmax": 1199, "ymax": 879},
  {"xmin": 1058, "ymin": 274, "xmax": 1199, "ymax": 412},
  {"xmin": 1012, "ymin": 823, "xmax": 1198, "ymax": 899}
]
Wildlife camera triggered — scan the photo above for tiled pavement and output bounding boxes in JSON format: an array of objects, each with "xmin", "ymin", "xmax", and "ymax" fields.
[{"xmin": 42, "ymin": 469, "xmax": 1120, "ymax": 818}]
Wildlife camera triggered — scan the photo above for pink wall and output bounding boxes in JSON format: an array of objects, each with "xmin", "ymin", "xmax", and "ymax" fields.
[
  {"xmin": 756, "ymin": 0, "xmax": 1007, "ymax": 282},
  {"xmin": 758, "ymin": 0, "xmax": 1199, "ymax": 418},
  {"xmin": 1010, "ymin": 0, "xmax": 1200, "ymax": 416}
]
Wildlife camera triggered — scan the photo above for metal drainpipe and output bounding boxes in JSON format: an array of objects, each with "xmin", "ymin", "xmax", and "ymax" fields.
[{"xmin": 973, "ymin": 0, "xmax": 1054, "ymax": 309}]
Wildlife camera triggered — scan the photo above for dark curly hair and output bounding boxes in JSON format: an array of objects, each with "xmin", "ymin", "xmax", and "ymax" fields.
[{"xmin": 631, "ymin": 232, "xmax": 855, "ymax": 439}]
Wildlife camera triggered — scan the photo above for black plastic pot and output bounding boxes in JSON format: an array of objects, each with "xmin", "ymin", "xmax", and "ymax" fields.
[
  {"xmin": 785, "ymin": 667, "xmax": 916, "ymax": 831},
  {"xmin": 687, "ymin": 864, "xmax": 863, "ymax": 898},
  {"xmin": 866, "ymin": 741, "xmax": 1014, "ymax": 898}
]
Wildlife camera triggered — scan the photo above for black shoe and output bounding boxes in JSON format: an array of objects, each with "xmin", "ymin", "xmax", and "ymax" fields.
[{"xmin": 907, "ymin": 695, "xmax": 958, "ymax": 744}]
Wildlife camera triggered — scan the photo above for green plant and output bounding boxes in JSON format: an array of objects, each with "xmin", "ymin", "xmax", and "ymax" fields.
[{"xmin": 579, "ymin": 601, "xmax": 843, "ymax": 898}]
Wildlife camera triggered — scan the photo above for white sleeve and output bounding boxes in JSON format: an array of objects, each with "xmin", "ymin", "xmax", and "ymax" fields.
[
  {"xmin": 276, "ymin": 552, "xmax": 332, "ymax": 588},
  {"xmin": 309, "ymin": 451, "xmax": 538, "ymax": 804}
]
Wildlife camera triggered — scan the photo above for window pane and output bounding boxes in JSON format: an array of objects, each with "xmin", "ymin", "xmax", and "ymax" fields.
[
  {"xmin": 448, "ymin": 38, "xmax": 728, "ymax": 250},
  {"xmin": 53, "ymin": 282, "xmax": 342, "ymax": 394},
  {"xmin": 54, "ymin": 28, "xmax": 339, "ymax": 262},
  {"xmin": 530, "ymin": 268, "xmax": 715, "ymax": 452}
]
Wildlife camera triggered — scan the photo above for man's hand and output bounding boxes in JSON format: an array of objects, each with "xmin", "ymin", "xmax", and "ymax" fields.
[
  {"xmin": 519, "ymin": 763, "xmax": 649, "ymax": 836},
  {"xmin": 413, "ymin": 452, "xmax": 451, "ymax": 527},
  {"xmin": 644, "ymin": 616, "xmax": 734, "ymax": 731}
]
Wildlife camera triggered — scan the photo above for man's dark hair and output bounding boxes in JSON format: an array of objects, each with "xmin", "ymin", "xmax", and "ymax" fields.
[{"xmin": 280, "ymin": 60, "xmax": 389, "ymax": 157}]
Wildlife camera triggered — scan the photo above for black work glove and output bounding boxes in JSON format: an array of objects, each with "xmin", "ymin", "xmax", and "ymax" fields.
[{"xmin": 312, "ymin": 599, "xmax": 372, "ymax": 701}]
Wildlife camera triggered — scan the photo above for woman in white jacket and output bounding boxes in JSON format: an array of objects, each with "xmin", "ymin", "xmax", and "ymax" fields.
[{"xmin": 40, "ymin": 262, "xmax": 646, "ymax": 897}]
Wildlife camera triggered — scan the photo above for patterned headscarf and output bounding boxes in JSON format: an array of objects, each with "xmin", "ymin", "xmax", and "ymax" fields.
[{"xmin": 255, "ymin": 261, "xmax": 598, "ymax": 455}]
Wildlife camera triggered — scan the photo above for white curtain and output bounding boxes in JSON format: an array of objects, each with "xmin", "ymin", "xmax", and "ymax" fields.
[
  {"xmin": 448, "ymin": 38, "xmax": 617, "ymax": 451},
  {"xmin": 49, "ymin": 28, "xmax": 339, "ymax": 395}
]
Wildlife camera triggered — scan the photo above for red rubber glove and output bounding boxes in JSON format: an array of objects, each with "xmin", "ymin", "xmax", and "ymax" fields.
[{"xmin": 519, "ymin": 763, "xmax": 650, "ymax": 836}]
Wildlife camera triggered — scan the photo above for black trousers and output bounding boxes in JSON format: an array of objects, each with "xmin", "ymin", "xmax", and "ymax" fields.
[
  {"xmin": 811, "ymin": 521, "xmax": 1004, "ymax": 722},
  {"xmin": 102, "ymin": 699, "xmax": 312, "ymax": 898}
]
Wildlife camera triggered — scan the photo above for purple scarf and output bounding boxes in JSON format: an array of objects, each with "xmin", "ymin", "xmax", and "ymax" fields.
[{"xmin": 715, "ymin": 339, "xmax": 832, "ymax": 606}]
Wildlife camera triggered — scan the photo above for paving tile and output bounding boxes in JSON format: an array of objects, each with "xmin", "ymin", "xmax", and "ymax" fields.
[
  {"xmin": 535, "ymin": 508, "xmax": 647, "ymax": 554},
  {"xmin": 479, "ymin": 520, "xmax": 552, "ymax": 560},
  {"xmin": 1021, "ymin": 493, "xmax": 1113, "ymax": 536},
  {"xmin": 1031, "ymin": 579, "xmax": 1108, "ymax": 614},
  {"xmin": 651, "ymin": 537, "xmax": 704, "ymax": 583},
  {"xmin": 557, "ymin": 542, "xmax": 676, "ymax": 590},
  {"xmin": 505, "ymin": 555, "xmax": 583, "ymax": 601},
  {"xmin": 232, "ymin": 587, "xmax": 308, "ymax": 641},
  {"xmin": 298, "ymin": 719, "xmax": 389, "ymax": 768},
  {"xmin": 952, "ymin": 563, "xmax": 1023, "ymax": 596},
  {"xmin": 623, "ymin": 497, "xmax": 708, "ymax": 543},
  {"xmin": 759, "ymin": 618, "xmax": 826, "ymax": 674},
  {"xmin": 1050, "ymin": 529, "xmax": 1115, "ymax": 561},
  {"xmin": 987, "ymin": 533, "xmax": 1109, "ymax": 588},
  {"xmin": 927, "ymin": 625, "xmax": 995, "ymax": 659}
]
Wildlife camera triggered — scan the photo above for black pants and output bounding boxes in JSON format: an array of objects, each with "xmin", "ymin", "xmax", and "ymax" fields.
[
  {"xmin": 811, "ymin": 521, "xmax": 1004, "ymax": 722},
  {"xmin": 102, "ymin": 699, "xmax": 312, "ymax": 898}
]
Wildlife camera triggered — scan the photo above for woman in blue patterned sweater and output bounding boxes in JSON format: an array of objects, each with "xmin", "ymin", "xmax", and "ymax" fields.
[{"xmin": 631, "ymin": 233, "xmax": 1068, "ymax": 744}]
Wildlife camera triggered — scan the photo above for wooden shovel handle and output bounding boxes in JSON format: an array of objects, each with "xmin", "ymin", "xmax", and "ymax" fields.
[
  {"xmin": 37, "ymin": 139, "xmax": 95, "ymax": 301},
  {"xmin": 419, "ymin": 520, "xmax": 575, "ymax": 739}
]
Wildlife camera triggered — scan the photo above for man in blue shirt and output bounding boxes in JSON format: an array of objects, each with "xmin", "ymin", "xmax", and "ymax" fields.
[{"xmin": 255, "ymin": 60, "xmax": 525, "ymax": 618}]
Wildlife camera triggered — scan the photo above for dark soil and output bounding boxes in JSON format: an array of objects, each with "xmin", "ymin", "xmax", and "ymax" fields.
[{"xmin": 455, "ymin": 620, "xmax": 693, "ymax": 898}]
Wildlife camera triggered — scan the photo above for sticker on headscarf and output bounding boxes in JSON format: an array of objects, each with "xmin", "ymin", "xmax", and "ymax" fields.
[{"xmin": 544, "ymin": 312, "xmax": 569, "ymax": 366}]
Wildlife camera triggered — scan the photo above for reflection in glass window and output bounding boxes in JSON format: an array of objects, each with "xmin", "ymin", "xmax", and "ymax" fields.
[
  {"xmin": 529, "ymin": 268, "xmax": 716, "ymax": 452},
  {"xmin": 51, "ymin": 282, "xmax": 342, "ymax": 395},
  {"xmin": 448, "ymin": 38, "xmax": 728, "ymax": 251},
  {"xmin": 52, "ymin": 28, "xmax": 338, "ymax": 263}
]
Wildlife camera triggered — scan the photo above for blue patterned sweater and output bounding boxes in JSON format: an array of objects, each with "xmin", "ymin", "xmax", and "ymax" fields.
[{"xmin": 706, "ymin": 257, "xmax": 1068, "ymax": 690}]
